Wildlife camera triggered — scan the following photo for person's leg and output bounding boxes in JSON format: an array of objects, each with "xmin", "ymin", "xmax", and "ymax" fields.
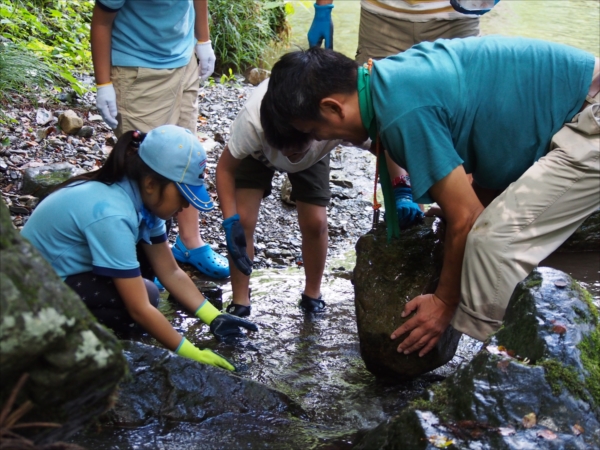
[
  {"xmin": 453, "ymin": 123, "xmax": 600, "ymax": 341},
  {"xmin": 296, "ymin": 201, "xmax": 328, "ymax": 299},
  {"xmin": 228, "ymin": 188, "xmax": 264, "ymax": 308},
  {"xmin": 414, "ymin": 16, "xmax": 480, "ymax": 43},
  {"xmin": 355, "ymin": 7, "xmax": 415, "ymax": 65},
  {"xmin": 225, "ymin": 156, "xmax": 276, "ymax": 315},
  {"xmin": 175, "ymin": 56, "xmax": 206, "ymax": 250},
  {"xmin": 288, "ymin": 155, "xmax": 331, "ymax": 311},
  {"xmin": 65, "ymin": 272, "xmax": 160, "ymax": 333}
]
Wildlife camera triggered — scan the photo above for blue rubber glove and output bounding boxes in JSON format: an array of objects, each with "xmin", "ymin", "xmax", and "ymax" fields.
[
  {"xmin": 307, "ymin": 3, "xmax": 334, "ymax": 49},
  {"xmin": 394, "ymin": 187, "xmax": 424, "ymax": 229},
  {"xmin": 222, "ymin": 214, "xmax": 253, "ymax": 276}
]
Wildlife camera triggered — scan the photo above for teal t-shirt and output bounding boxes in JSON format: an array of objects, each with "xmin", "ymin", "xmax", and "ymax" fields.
[
  {"xmin": 96, "ymin": 0, "xmax": 195, "ymax": 69},
  {"xmin": 21, "ymin": 179, "xmax": 166, "ymax": 280},
  {"xmin": 370, "ymin": 36, "xmax": 595, "ymax": 204}
]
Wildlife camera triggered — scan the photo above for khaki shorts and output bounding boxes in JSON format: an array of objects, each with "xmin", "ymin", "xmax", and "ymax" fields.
[
  {"xmin": 235, "ymin": 155, "xmax": 331, "ymax": 206},
  {"xmin": 355, "ymin": 7, "xmax": 480, "ymax": 65},
  {"xmin": 453, "ymin": 104, "xmax": 600, "ymax": 341},
  {"xmin": 111, "ymin": 56, "xmax": 199, "ymax": 137}
]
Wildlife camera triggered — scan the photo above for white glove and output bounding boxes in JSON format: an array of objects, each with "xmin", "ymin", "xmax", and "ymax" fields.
[
  {"xmin": 195, "ymin": 40, "xmax": 216, "ymax": 82},
  {"xmin": 96, "ymin": 83, "xmax": 118, "ymax": 129}
]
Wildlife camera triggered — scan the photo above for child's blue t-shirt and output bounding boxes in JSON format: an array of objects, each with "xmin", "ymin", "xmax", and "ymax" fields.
[
  {"xmin": 96, "ymin": 0, "xmax": 195, "ymax": 69},
  {"xmin": 370, "ymin": 36, "xmax": 595, "ymax": 204},
  {"xmin": 21, "ymin": 179, "xmax": 167, "ymax": 280}
]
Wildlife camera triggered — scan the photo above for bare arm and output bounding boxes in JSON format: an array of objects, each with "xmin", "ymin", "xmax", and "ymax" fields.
[
  {"xmin": 141, "ymin": 240, "xmax": 207, "ymax": 315},
  {"xmin": 113, "ymin": 276, "xmax": 182, "ymax": 350},
  {"xmin": 90, "ymin": 4, "xmax": 117, "ymax": 85},
  {"xmin": 193, "ymin": 0, "xmax": 210, "ymax": 42},
  {"xmin": 316, "ymin": 0, "xmax": 334, "ymax": 4},
  {"xmin": 391, "ymin": 165, "xmax": 484, "ymax": 356},
  {"xmin": 216, "ymin": 145, "xmax": 242, "ymax": 219}
]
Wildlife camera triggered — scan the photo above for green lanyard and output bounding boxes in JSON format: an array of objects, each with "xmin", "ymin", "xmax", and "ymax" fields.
[{"xmin": 357, "ymin": 65, "xmax": 400, "ymax": 241}]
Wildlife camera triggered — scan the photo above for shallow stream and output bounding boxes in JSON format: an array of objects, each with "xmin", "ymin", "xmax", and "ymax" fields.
[{"xmin": 72, "ymin": 4, "xmax": 599, "ymax": 448}]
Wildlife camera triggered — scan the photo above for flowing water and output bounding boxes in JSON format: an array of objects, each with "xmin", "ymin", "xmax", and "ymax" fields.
[
  {"xmin": 73, "ymin": 4, "xmax": 599, "ymax": 448},
  {"xmin": 283, "ymin": 0, "xmax": 600, "ymax": 58}
]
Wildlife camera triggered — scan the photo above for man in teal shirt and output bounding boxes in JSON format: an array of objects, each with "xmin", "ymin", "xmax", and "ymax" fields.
[{"xmin": 260, "ymin": 36, "xmax": 599, "ymax": 355}]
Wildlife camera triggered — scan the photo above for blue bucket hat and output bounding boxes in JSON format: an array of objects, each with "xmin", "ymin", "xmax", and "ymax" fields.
[{"xmin": 138, "ymin": 125, "xmax": 214, "ymax": 211}]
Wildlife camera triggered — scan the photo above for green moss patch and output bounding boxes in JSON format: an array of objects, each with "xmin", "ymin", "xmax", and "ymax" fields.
[{"xmin": 578, "ymin": 326, "xmax": 600, "ymax": 407}]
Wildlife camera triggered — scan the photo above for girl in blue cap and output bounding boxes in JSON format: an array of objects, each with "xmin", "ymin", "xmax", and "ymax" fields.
[{"xmin": 22, "ymin": 125, "xmax": 257, "ymax": 371}]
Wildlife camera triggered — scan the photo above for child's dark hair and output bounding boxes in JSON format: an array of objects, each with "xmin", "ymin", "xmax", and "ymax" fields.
[
  {"xmin": 51, "ymin": 130, "xmax": 171, "ymax": 194},
  {"xmin": 260, "ymin": 47, "xmax": 358, "ymax": 149}
]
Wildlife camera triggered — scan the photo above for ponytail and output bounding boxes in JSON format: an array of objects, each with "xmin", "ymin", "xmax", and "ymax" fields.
[{"xmin": 50, "ymin": 130, "xmax": 171, "ymax": 195}]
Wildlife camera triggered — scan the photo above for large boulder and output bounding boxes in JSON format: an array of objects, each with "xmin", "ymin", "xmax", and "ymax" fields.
[
  {"xmin": 101, "ymin": 341, "xmax": 303, "ymax": 426},
  {"xmin": 556, "ymin": 210, "xmax": 600, "ymax": 252},
  {"xmin": 353, "ymin": 220, "xmax": 462, "ymax": 378},
  {"xmin": 0, "ymin": 201, "xmax": 127, "ymax": 444},
  {"xmin": 354, "ymin": 268, "xmax": 600, "ymax": 449}
]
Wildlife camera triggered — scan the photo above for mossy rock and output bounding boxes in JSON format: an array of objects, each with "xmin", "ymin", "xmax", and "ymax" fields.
[
  {"xmin": 0, "ymin": 200, "xmax": 127, "ymax": 444},
  {"xmin": 353, "ymin": 220, "xmax": 461, "ymax": 378},
  {"xmin": 353, "ymin": 268, "xmax": 600, "ymax": 449}
]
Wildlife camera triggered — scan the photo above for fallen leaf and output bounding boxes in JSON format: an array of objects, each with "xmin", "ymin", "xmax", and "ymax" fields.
[
  {"xmin": 537, "ymin": 429, "xmax": 557, "ymax": 440},
  {"xmin": 457, "ymin": 420, "xmax": 476, "ymax": 429},
  {"xmin": 522, "ymin": 412, "xmax": 537, "ymax": 429},
  {"xmin": 498, "ymin": 426, "xmax": 516, "ymax": 436},
  {"xmin": 428, "ymin": 435, "xmax": 454, "ymax": 448},
  {"xmin": 552, "ymin": 324, "xmax": 567, "ymax": 334},
  {"xmin": 497, "ymin": 359, "xmax": 510, "ymax": 372},
  {"xmin": 571, "ymin": 424, "xmax": 584, "ymax": 436},
  {"xmin": 554, "ymin": 280, "xmax": 567, "ymax": 288}
]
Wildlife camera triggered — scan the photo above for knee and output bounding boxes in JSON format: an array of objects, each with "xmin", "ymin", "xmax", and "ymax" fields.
[
  {"xmin": 301, "ymin": 215, "xmax": 328, "ymax": 240},
  {"xmin": 143, "ymin": 278, "xmax": 160, "ymax": 308}
]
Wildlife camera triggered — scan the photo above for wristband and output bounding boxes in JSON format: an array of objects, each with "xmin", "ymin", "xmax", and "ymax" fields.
[
  {"xmin": 194, "ymin": 299, "xmax": 221, "ymax": 325},
  {"xmin": 96, "ymin": 82, "xmax": 113, "ymax": 88},
  {"xmin": 392, "ymin": 175, "xmax": 411, "ymax": 188}
]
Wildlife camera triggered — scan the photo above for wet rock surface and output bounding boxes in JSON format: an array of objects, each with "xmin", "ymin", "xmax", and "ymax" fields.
[
  {"xmin": 556, "ymin": 210, "xmax": 600, "ymax": 253},
  {"xmin": 0, "ymin": 201, "xmax": 127, "ymax": 445},
  {"xmin": 353, "ymin": 220, "xmax": 462, "ymax": 378},
  {"xmin": 102, "ymin": 341, "xmax": 302, "ymax": 426},
  {"xmin": 354, "ymin": 267, "xmax": 600, "ymax": 449}
]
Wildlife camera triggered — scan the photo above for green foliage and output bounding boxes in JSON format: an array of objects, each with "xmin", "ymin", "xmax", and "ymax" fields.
[
  {"xmin": 209, "ymin": 0, "xmax": 289, "ymax": 74},
  {"xmin": 219, "ymin": 68, "xmax": 236, "ymax": 84},
  {"xmin": 0, "ymin": 41, "xmax": 53, "ymax": 104},
  {"xmin": 0, "ymin": 0, "xmax": 94, "ymax": 97},
  {"xmin": 0, "ymin": 0, "xmax": 290, "ymax": 101}
]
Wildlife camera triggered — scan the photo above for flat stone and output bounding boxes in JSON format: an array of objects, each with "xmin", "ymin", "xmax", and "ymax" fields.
[{"xmin": 21, "ymin": 162, "xmax": 85, "ymax": 199}]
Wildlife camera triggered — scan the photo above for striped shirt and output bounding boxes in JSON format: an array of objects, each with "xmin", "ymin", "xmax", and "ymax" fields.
[{"xmin": 360, "ymin": 0, "xmax": 478, "ymax": 21}]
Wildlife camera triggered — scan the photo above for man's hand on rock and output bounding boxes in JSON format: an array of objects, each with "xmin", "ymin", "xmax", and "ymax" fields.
[{"xmin": 391, "ymin": 294, "xmax": 456, "ymax": 357}]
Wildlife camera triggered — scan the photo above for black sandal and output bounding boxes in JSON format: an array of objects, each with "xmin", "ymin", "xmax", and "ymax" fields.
[
  {"xmin": 226, "ymin": 303, "xmax": 252, "ymax": 317},
  {"xmin": 299, "ymin": 294, "xmax": 326, "ymax": 312}
]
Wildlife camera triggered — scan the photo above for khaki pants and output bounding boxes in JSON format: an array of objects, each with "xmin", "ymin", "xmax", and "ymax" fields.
[
  {"xmin": 452, "ymin": 104, "xmax": 600, "ymax": 341},
  {"xmin": 355, "ymin": 7, "xmax": 480, "ymax": 65},
  {"xmin": 111, "ymin": 56, "xmax": 199, "ymax": 137}
]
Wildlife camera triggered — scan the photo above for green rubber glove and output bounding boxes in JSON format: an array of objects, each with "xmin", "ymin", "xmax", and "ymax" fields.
[{"xmin": 175, "ymin": 337, "xmax": 236, "ymax": 371}]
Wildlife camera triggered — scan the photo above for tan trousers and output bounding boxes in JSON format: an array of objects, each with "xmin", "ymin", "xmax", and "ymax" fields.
[
  {"xmin": 111, "ymin": 56, "xmax": 199, "ymax": 137},
  {"xmin": 355, "ymin": 7, "xmax": 480, "ymax": 65},
  {"xmin": 452, "ymin": 104, "xmax": 600, "ymax": 340}
]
